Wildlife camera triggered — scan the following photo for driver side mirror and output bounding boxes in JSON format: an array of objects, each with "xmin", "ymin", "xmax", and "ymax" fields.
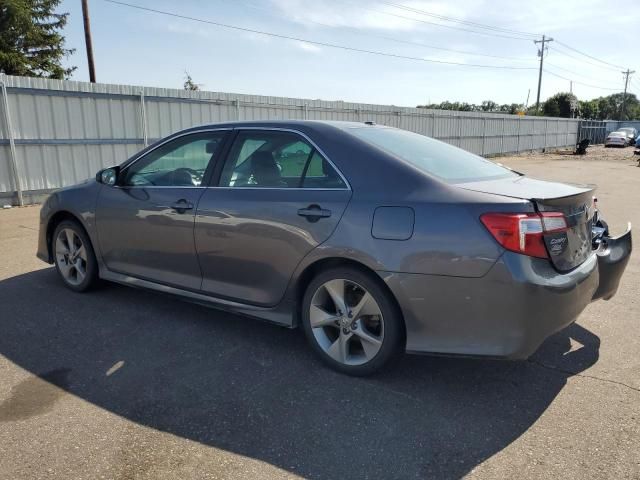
[{"xmin": 96, "ymin": 167, "xmax": 120, "ymax": 186}]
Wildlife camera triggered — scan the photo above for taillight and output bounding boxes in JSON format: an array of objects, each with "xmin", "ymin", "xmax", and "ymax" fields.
[{"xmin": 480, "ymin": 212, "xmax": 568, "ymax": 259}]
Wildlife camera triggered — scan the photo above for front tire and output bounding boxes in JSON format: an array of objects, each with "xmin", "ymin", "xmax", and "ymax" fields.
[
  {"xmin": 53, "ymin": 220, "xmax": 99, "ymax": 292},
  {"xmin": 301, "ymin": 266, "xmax": 404, "ymax": 376}
]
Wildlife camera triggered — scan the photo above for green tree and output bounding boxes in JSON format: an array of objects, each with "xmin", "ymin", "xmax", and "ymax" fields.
[
  {"xmin": 578, "ymin": 99, "xmax": 599, "ymax": 119},
  {"xmin": 542, "ymin": 92, "xmax": 578, "ymax": 118},
  {"xmin": 480, "ymin": 100, "xmax": 497, "ymax": 112},
  {"xmin": 498, "ymin": 103, "xmax": 524, "ymax": 114},
  {"xmin": 0, "ymin": 0, "xmax": 74, "ymax": 78}
]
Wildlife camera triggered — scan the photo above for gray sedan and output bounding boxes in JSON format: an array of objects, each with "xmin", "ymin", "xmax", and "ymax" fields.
[{"xmin": 36, "ymin": 121, "xmax": 632, "ymax": 375}]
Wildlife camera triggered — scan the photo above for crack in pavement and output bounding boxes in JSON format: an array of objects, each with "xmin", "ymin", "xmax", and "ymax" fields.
[{"xmin": 528, "ymin": 358, "xmax": 640, "ymax": 394}]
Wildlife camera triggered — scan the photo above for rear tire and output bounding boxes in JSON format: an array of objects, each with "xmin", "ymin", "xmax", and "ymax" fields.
[
  {"xmin": 53, "ymin": 220, "xmax": 99, "ymax": 292},
  {"xmin": 301, "ymin": 266, "xmax": 404, "ymax": 376}
]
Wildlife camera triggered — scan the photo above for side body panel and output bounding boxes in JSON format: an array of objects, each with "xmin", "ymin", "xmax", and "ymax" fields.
[
  {"xmin": 195, "ymin": 188, "xmax": 351, "ymax": 306},
  {"xmin": 95, "ymin": 186, "xmax": 205, "ymax": 290},
  {"xmin": 382, "ymin": 251, "xmax": 600, "ymax": 358}
]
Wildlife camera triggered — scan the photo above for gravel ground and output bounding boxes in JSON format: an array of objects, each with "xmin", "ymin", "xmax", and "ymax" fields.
[{"xmin": 0, "ymin": 145, "xmax": 639, "ymax": 479}]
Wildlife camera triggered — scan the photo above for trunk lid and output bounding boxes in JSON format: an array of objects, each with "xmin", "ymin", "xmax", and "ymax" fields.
[{"xmin": 458, "ymin": 176, "xmax": 595, "ymax": 271}]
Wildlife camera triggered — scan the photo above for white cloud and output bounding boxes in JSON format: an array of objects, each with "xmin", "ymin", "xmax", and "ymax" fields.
[
  {"xmin": 294, "ymin": 41, "xmax": 322, "ymax": 53},
  {"xmin": 267, "ymin": 0, "xmax": 426, "ymax": 31}
]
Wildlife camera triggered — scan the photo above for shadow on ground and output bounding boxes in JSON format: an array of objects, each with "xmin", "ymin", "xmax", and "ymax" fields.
[{"xmin": 0, "ymin": 268, "xmax": 600, "ymax": 479}]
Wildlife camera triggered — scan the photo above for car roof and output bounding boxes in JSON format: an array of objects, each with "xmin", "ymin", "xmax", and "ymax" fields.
[{"xmin": 181, "ymin": 119, "xmax": 390, "ymax": 133}]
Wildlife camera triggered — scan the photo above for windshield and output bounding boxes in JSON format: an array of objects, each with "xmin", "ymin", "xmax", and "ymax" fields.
[
  {"xmin": 349, "ymin": 127, "xmax": 518, "ymax": 183},
  {"xmin": 610, "ymin": 132, "xmax": 625, "ymax": 137}
]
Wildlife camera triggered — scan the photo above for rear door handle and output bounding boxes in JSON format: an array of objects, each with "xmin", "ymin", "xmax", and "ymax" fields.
[{"xmin": 298, "ymin": 205, "xmax": 331, "ymax": 222}]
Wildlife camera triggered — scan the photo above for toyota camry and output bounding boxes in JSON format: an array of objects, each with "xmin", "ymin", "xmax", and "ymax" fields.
[{"xmin": 37, "ymin": 121, "xmax": 632, "ymax": 375}]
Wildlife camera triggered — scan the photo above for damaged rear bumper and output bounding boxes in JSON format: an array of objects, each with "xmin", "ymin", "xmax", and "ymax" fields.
[
  {"xmin": 383, "ymin": 223, "xmax": 632, "ymax": 359},
  {"xmin": 592, "ymin": 223, "xmax": 632, "ymax": 301}
]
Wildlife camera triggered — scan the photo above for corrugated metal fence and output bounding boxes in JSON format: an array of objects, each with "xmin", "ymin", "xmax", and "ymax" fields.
[
  {"xmin": 578, "ymin": 120, "xmax": 607, "ymax": 145},
  {"xmin": 0, "ymin": 74, "xmax": 581, "ymax": 205},
  {"xmin": 605, "ymin": 120, "xmax": 640, "ymax": 133}
]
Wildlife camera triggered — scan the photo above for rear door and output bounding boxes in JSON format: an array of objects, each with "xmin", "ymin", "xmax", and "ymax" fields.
[
  {"xmin": 96, "ymin": 130, "xmax": 229, "ymax": 289},
  {"xmin": 195, "ymin": 128, "xmax": 352, "ymax": 306}
]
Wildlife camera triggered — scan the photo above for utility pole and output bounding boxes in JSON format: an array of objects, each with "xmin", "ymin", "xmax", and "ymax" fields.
[
  {"xmin": 81, "ymin": 0, "xmax": 97, "ymax": 82},
  {"xmin": 620, "ymin": 69, "xmax": 635, "ymax": 120},
  {"xmin": 534, "ymin": 35, "xmax": 553, "ymax": 113}
]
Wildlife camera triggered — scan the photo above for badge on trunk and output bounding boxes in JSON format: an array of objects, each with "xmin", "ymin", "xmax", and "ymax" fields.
[{"xmin": 546, "ymin": 233, "xmax": 568, "ymax": 256}]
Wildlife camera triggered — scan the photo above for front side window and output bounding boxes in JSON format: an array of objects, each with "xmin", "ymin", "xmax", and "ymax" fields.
[
  {"xmin": 349, "ymin": 126, "xmax": 518, "ymax": 183},
  {"xmin": 218, "ymin": 130, "xmax": 347, "ymax": 189},
  {"xmin": 123, "ymin": 131, "xmax": 226, "ymax": 187}
]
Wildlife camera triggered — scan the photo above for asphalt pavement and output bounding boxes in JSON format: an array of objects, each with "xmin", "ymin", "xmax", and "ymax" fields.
[{"xmin": 0, "ymin": 146, "xmax": 638, "ymax": 479}]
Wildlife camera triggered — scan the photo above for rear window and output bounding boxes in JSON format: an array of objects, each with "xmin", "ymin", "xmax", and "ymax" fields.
[{"xmin": 349, "ymin": 127, "xmax": 518, "ymax": 183}]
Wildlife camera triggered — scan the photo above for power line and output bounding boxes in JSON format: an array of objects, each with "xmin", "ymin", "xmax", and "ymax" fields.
[
  {"xmin": 545, "ymin": 62, "xmax": 619, "ymax": 85},
  {"xmin": 544, "ymin": 68, "xmax": 621, "ymax": 91},
  {"xmin": 380, "ymin": 1, "xmax": 539, "ymax": 38},
  {"xmin": 337, "ymin": 0, "xmax": 537, "ymax": 41},
  {"xmin": 103, "ymin": 0, "xmax": 537, "ymax": 70},
  {"xmin": 230, "ymin": 0, "xmax": 533, "ymax": 62},
  {"xmin": 554, "ymin": 40, "xmax": 625, "ymax": 70},
  {"xmin": 547, "ymin": 46, "xmax": 621, "ymax": 72}
]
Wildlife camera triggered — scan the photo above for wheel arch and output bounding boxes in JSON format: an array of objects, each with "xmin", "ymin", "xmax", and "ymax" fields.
[
  {"xmin": 45, "ymin": 211, "xmax": 90, "ymax": 262},
  {"xmin": 293, "ymin": 257, "xmax": 406, "ymax": 337}
]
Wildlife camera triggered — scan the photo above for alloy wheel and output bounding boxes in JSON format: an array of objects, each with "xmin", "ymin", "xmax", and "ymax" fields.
[
  {"xmin": 55, "ymin": 228, "xmax": 88, "ymax": 286},
  {"xmin": 309, "ymin": 278, "xmax": 385, "ymax": 366}
]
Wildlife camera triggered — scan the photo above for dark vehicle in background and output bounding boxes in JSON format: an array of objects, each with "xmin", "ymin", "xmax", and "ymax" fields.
[
  {"xmin": 36, "ymin": 121, "xmax": 632, "ymax": 375},
  {"xmin": 605, "ymin": 131, "xmax": 629, "ymax": 147}
]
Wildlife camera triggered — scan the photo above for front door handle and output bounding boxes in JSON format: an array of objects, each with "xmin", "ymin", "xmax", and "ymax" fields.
[
  {"xmin": 298, "ymin": 205, "xmax": 331, "ymax": 222},
  {"xmin": 157, "ymin": 199, "xmax": 194, "ymax": 213}
]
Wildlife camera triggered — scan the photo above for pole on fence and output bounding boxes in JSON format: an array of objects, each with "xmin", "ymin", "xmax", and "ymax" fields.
[
  {"xmin": 139, "ymin": 91, "xmax": 148, "ymax": 147},
  {"xmin": 516, "ymin": 116, "xmax": 521, "ymax": 153},
  {"xmin": 235, "ymin": 99, "xmax": 241, "ymax": 121},
  {"xmin": 481, "ymin": 117, "xmax": 486, "ymax": 156},
  {"xmin": 544, "ymin": 119, "xmax": 548, "ymax": 151},
  {"xmin": 303, "ymin": 103, "xmax": 308, "ymax": 120},
  {"xmin": 0, "ymin": 78, "xmax": 24, "ymax": 206},
  {"xmin": 500, "ymin": 117, "xmax": 505, "ymax": 154}
]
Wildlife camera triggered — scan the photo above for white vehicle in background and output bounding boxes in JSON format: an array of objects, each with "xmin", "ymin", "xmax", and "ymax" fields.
[
  {"xmin": 605, "ymin": 131, "xmax": 628, "ymax": 147},
  {"xmin": 617, "ymin": 127, "xmax": 637, "ymax": 146}
]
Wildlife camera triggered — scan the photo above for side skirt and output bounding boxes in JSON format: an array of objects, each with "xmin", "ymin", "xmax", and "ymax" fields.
[{"xmin": 100, "ymin": 269, "xmax": 296, "ymax": 327}]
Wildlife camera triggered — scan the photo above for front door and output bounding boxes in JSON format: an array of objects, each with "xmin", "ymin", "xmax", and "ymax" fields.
[
  {"xmin": 96, "ymin": 130, "xmax": 229, "ymax": 290},
  {"xmin": 195, "ymin": 129, "xmax": 352, "ymax": 306}
]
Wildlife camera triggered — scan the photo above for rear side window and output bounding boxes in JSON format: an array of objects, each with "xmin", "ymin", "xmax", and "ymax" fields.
[
  {"xmin": 349, "ymin": 127, "xmax": 518, "ymax": 183},
  {"xmin": 218, "ymin": 130, "xmax": 347, "ymax": 189}
]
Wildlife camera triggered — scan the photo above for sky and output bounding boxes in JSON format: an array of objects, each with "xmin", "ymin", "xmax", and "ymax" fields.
[{"xmin": 58, "ymin": 0, "xmax": 640, "ymax": 108}]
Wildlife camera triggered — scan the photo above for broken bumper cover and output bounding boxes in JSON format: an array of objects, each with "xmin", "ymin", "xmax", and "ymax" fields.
[
  {"xmin": 591, "ymin": 223, "xmax": 632, "ymax": 301},
  {"xmin": 382, "ymin": 224, "xmax": 632, "ymax": 359}
]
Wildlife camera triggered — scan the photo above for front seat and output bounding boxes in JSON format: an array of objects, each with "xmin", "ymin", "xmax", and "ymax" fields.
[{"xmin": 250, "ymin": 151, "xmax": 283, "ymax": 186}]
